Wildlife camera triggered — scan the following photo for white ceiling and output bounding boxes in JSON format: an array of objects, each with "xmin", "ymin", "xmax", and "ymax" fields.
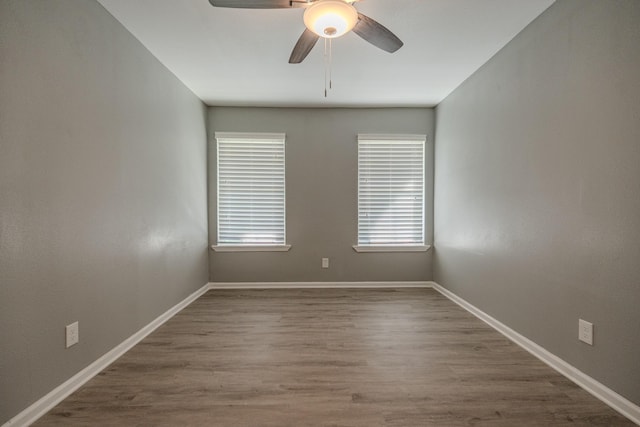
[{"xmin": 97, "ymin": 0, "xmax": 554, "ymax": 107}]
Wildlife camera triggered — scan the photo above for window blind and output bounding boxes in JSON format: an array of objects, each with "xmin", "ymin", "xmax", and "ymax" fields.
[
  {"xmin": 357, "ymin": 135, "xmax": 425, "ymax": 246},
  {"xmin": 216, "ymin": 133, "xmax": 286, "ymax": 246}
]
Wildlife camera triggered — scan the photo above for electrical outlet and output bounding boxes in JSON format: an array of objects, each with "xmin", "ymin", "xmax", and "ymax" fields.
[
  {"xmin": 66, "ymin": 321, "xmax": 79, "ymax": 348},
  {"xmin": 322, "ymin": 258, "xmax": 329, "ymax": 269},
  {"xmin": 578, "ymin": 319, "xmax": 593, "ymax": 345}
]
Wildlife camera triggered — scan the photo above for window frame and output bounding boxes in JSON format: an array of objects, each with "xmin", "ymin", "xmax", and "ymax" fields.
[
  {"xmin": 353, "ymin": 134, "xmax": 430, "ymax": 253},
  {"xmin": 211, "ymin": 132, "xmax": 290, "ymax": 252}
]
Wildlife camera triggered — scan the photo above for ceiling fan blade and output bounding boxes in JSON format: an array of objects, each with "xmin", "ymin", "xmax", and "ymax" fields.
[
  {"xmin": 208, "ymin": 0, "xmax": 294, "ymax": 9},
  {"xmin": 353, "ymin": 13, "xmax": 403, "ymax": 53},
  {"xmin": 289, "ymin": 29, "xmax": 320, "ymax": 64}
]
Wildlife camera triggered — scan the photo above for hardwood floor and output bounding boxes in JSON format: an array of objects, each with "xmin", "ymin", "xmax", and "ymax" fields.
[{"xmin": 36, "ymin": 288, "xmax": 634, "ymax": 426}]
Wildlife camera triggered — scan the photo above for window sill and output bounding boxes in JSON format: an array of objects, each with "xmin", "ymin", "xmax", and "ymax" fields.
[
  {"xmin": 211, "ymin": 244, "xmax": 291, "ymax": 252},
  {"xmin": 352, "ymin": 245, "xmax": 431, "ymax": 253}
]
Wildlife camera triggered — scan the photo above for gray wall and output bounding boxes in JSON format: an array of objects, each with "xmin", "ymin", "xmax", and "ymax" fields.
[
  {"xmin": 208, "ymin": 107, "xmax": 434, "ymax": 282},
  {"xmin": 0, "ymin": 1, "xmax": 209, "ymax": 423},
  {"xmin": 434, "ymin": 0, "xmax": 640, "ymax": 405}
]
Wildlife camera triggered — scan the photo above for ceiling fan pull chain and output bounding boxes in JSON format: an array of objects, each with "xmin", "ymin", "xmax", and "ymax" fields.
[
  {"xmin": 329, "ymin": 38, "xmax": 333, "ymax": 90},
  {"xmin": 324, "ymin": 37, "xmax": 328, "ymax": 97},
  {"xmin": 321, "ymin": 37, "xmax": 334, "ymax": 97}
]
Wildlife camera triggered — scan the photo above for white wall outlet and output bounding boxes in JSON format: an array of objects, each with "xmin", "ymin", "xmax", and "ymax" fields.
[
  {"xmin": 578, "ymin": 319, "xmax": 593, "ymax": 345},
  {"xmin": 66, "ymin": 321, "xmax": 79, "ymax": 348},
  {"xmin": 322, "ymin": 258, "xmax": 329, "ymax": 269}
]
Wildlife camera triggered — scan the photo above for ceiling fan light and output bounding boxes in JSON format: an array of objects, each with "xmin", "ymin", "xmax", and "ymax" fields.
[{"xmin": 303, "ymin": 0, "xmax": 358, "ymax": 39}]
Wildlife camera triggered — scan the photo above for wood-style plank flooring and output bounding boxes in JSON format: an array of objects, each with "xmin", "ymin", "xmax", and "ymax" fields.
[{"xmin": 36, "ymin": 288, "xmax": 634, "ymax": 426}]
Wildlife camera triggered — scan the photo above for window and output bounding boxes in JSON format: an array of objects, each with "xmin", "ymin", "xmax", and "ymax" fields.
[
  {"xmin": 213, "ymin": 132, "xmax": 289, "ymax": 252},
  {"xmin": 355, "ymin": 134, "xmax": 428, "ymax": 252}
]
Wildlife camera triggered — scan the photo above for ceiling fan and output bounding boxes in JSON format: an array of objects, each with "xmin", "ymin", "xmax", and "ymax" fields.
[{"xmin": 207, "ymin": 0, "xmax": 404, "ymax": 64}]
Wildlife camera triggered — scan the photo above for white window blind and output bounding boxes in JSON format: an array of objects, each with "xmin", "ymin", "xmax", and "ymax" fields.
[
  {"xmin": 357, "ymin": 134, "xmax": 425, "ymax": 246},
  {"xmin": 216, "ymin": 132, "xmax": 286, "ymax": 246}
]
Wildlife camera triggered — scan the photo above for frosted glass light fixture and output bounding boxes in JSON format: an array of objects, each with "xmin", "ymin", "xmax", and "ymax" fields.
[{"xmin": 303, "ymin": 0, "xmax": 358, "ymax": 38}]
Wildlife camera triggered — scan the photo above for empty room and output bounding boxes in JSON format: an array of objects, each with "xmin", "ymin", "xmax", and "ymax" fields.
[{"xmin": 1, "ymin": 0, "xmax": 639, "ymax": 425}]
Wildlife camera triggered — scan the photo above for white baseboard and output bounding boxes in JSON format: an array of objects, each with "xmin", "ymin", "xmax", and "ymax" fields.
[
  {"xmin": 3, "ymin": 283, "xmax": 211, "ymax": 427},
  {"xmin": 209, "ymin": 281, "xmax": 432, "ymax": 289},
  {"xmin": 429, "ymin": 281, "xmax": 640, "ymax": 425}
]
